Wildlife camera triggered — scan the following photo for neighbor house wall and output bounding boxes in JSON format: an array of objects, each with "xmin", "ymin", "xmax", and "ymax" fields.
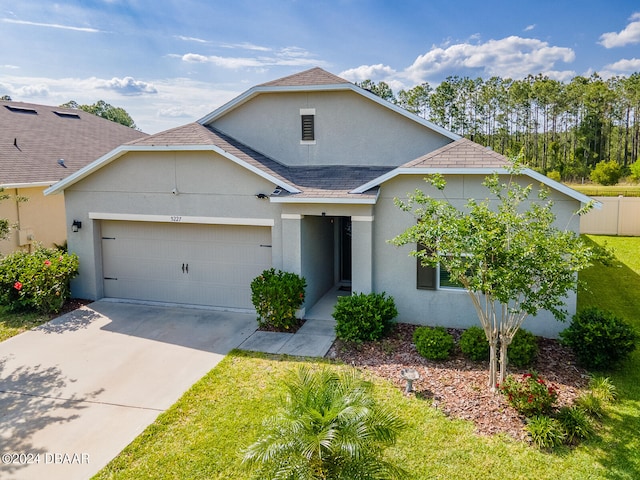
[
  {"xmin": 211, "ymin": 90, "xmax": 451, "ymax": 167},
  {"xmin": 0, "ymin": 186, "xmax": 66, "ymax": 255},
  {"xmin": 62, "ymin": 151, "xmax": 281, "ymax": 301},
  {"xmin": 372, "ymin": 174, "xmax": 582, "ymax": 338}
]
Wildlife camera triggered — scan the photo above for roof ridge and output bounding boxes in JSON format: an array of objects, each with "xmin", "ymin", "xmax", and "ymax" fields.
[{"xmin": 257, "ymin": 67, "xmax": 351, "ymax": 87}]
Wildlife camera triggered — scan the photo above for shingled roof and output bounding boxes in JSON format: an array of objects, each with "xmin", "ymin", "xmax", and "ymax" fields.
[
  {"xmin": 402, "ymin": 138, "xmax": 511, "ymax": 169},
  {"xmin": 0, "ymin": 101, "xmax": 147, "ymax": 186},
  {"xmin": 128, "ymin": 122, "xmax": 389, "ymax": 201},
  {"xmin": 258, "ymin": 67, "xmax": 351, "ymax": 87}
]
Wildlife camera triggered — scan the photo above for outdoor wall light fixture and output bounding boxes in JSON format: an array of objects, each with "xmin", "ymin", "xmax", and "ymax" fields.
[{"xmin": 71, "ymin": 220, "xmax": 82, "ymax": 232}]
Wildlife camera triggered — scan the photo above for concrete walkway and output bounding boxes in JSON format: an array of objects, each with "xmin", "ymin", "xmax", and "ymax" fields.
[{"xmin": 0, "ymin": 294, "xmax": 339, "ymax": 480}]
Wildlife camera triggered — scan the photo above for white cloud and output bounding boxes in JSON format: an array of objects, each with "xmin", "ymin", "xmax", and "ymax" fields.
[
  {"xmin": 2, "ymin": 18, "xmax": 101, "ymax": 33},
  {"xmin": 404, "ymin": 36, "xmax": 575, "ymax": 82},
  {"xmin": 175, "ymin": 35, "xmax": 209, "ymax": 44},
  {"xmin": 15, "ymin": 83, "xmax": 49, "ymax": 97},
  {"xmin": 524, "ymin": 24, "xmax": 536, "ymax": 32},
  {"xmin": 94, "ymin": 76, "xmax": 158, "ymax": 96},
  {"xmin": 179, "ymin": 47, "xmax": 326, "ymax": 69},
  {"xmin": 600, "ymin": 58, "xmax": 640, "ymax": 78},
  {"xmin": 599, "ymin": 12, "xmax": 640, "ymax": 48},
  {"xmin": 219, "ymin": 42, "xmax": 271, "ymax": 52},
  {"xmin": 340, "ymin": 64, "xmax": 397, "ymax": 83},
  {"xmin": 1, "ymin": 65, "xmax": 19, "ymax": 70}
]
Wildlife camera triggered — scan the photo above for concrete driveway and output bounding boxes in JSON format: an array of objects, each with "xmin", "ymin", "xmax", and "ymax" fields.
[{"xmin": 0, "ymin": 300, "xmax": 257, "ymax": 480}]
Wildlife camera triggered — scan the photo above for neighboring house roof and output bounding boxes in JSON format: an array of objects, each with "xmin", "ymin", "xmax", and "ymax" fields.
[{"xmin": 0, "ymin": 100, "xmax": 147, "ymax": 188}]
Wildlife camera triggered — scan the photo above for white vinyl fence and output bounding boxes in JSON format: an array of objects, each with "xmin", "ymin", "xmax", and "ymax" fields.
[{"xmin": 580, "ymin": 196, "xmax": 640, "ymax": 236}]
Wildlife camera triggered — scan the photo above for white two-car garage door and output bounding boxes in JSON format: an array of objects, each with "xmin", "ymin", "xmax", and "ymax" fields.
[{"xmin": 100, "ymin": 221, "xmax": 272, "ymax": 309}]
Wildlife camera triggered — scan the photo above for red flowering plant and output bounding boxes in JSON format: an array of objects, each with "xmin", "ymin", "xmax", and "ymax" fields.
[
  {"xmin": 0, "ymin": 246, "xmax": 79, "ymax": 313},
  {"xmin": 498, "ymin": 372, "xmax": 559, "ymax": 417}
]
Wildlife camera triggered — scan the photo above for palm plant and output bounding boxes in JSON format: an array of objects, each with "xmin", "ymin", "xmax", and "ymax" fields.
[{"xmin": 242, "ymin": 365, "xmax": 407, "ymax": 480}]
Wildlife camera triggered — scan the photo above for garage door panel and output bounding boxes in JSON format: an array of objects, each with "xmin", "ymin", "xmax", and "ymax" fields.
[{"xmin": 101, "ymin": 221, "xmax": 271, "ymax": 309}]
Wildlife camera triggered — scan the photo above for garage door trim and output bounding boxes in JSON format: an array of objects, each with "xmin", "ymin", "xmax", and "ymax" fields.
[{"xmin": 89, "ymin": 212, "xmax": 274, "ymax": 227}]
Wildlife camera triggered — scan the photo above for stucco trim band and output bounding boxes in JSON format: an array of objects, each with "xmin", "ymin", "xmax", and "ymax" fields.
[{"xmin": 88, "ymin": 212, "xmax": 275, "ymax": 227}]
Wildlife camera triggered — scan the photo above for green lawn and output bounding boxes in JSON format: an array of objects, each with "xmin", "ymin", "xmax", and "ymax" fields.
[
  {"xmin": 567, "ymin": 183, "xmax": 640, "ymax": 197},
  {"xmin": 92, "ymin": 235, "xmax": 640, "ymax": 479},
  {"xmin": 0, "ymin": 306, "xmax": 51, "ymax": 342}
]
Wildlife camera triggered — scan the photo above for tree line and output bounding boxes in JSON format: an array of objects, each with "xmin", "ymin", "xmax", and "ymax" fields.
[{"xmin": 359, "ymin": 73, "xmax": 640, "ymax": 182}]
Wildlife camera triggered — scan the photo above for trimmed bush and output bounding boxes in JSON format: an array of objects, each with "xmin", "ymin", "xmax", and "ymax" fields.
[
  {"xmin": 333, "ymin": 292, "xmax": 397, "ymax": 343},
  {"xmin": 413, "ymin": 326, "xmax": 455, "ymax": 360},
  {"xmin": 507, "ymin": 328, "xmax": 538, "ymax": 368},
  {"xmin": 459, "ymin": 326, "xmax": 489, "ymax": 361},
  {"xmin": 499, "ymin": 372, "xmax": 558, "ymax": 417},
  {"xmin": 0, "ymin": 246, "xmax": 79, "ymax": 313},
  {"xmin": 250, "ymin": 268, "xmax": 306, "ymax": 330},
  {"xmin": 560, "ymin": 307, "xmax": 638, "ymax": 369},
  {"xmin": 526, "ymin": 415, "xmax": 566, "ymax": 449}
]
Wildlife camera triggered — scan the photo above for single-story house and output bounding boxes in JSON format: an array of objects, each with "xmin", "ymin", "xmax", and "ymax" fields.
[
  {"xmin": 45, "ymin": 68, "xmax": 593, "ymax": 337},
  {"xmin": 0, "ymin": 100, "xmax": 147, "ymax": 255}
]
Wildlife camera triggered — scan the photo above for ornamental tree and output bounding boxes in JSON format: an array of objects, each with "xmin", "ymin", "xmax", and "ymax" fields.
[{"xmin": 390, "ymin": 165, "xmax": 593, "ymax": 390}]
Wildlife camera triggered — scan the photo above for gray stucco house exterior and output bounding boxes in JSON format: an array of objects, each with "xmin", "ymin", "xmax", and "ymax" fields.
[{"xmin": 46, "ymin": 68, "xmax": 593, "ymax": 337}]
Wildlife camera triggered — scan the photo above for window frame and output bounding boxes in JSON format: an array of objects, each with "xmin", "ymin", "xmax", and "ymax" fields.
[{"xmin": 416, "ymin": 245, "xmax": 467, "ymax": 291}]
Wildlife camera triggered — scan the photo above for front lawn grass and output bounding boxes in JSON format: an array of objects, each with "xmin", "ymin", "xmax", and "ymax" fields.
[
  {"xmin": 576, "ymin": 235, "xmax": 640, "ymax": 479},
  {"xmin": 95, "ymin": 350, "xmax": 606, "ymax": 480},
  {"xmin": 0, "ymin": 305, "xmax": 50, "ymax": 342},
  {"xmin": 93, "ymin": 235, "xmax": 640, "ymax": 479}
]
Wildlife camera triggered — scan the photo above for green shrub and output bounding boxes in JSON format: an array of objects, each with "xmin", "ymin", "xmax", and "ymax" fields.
[
  {"xmin": 250, "ymin": 268, "xmax": 306, "ymax": 330},
  {"xmin": 588, "ymin": 375, "xmax": 617, "ymax": 403},
  {"xmin": 574, "ymin": 392, "xmax": 605, "ymax": 419},
  {"xmin": 0, "ymin": 246, "xmax": 79, "ymax": 314},
  {"xmin": 590, "ymin": 160, "xmax": 623, "ymax": 186},
  {"xmin": 630, "ymin": 159, "xmax": 640, "ymax": 182},
  {"xmin": 333, "ymin": 292, "xmax": 397, "ymax": 343},
  {"xmin": 413, "ymin": 326, "xmax": 455, "ymax": 360},
  {"xmin": 546, "ymin": 170, "xmax": 561, "ymax": 182},
  {"xmin": 459, "ymin": 326, "xmax": 489, "ymax": 361},
  {"xmin": 499, "ymin": 372, "xmax": 558, "ymax": 417},
  {"xmin": 556, "ymin": 406, "xmax": 595, "ymax": 444},
  {"xmin": 507, "ymin": 328, "xmax": 538, "ymax": 368},
  {"xmin": 526, "ymin": 415, "xmax": 566, "ymax": 449},
  {"xmin": 560, "ymin": 307, "xmax": 638, "ymax": 369}
]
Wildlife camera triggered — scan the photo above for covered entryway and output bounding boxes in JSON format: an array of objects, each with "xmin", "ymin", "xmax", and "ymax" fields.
[{"xmin": 100, "ymin": 221, "xmax": 272, "ymax": 309}]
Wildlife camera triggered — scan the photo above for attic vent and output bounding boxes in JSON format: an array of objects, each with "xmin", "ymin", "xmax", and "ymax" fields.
[
  {"xmin": 54, "ymin": 111, "xmax": 80, "ymax": 119},
  {"xmin": 301, "ymin": 115, "xmax": 314, "ymax": 141},
  {"xmin": 4, "ymin": 105, "xmax": 37, "ymax": 115}
]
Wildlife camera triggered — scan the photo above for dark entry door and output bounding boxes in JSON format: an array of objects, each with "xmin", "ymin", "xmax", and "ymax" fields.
[{"xmin": 340, "ymin": 218, "xmax": 352, "ymax": 281}]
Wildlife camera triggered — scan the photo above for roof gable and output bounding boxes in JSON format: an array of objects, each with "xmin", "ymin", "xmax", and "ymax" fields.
[
  {"xmin": 197, "ymin": 68, "xmax": 459, "ymax": 142},
  {"xmin": 258, "ymin": 67, "xmax": 351, "ymax": 87},
  {"xmin": 403, "ymin": 138, "xmax": 510, "ymax": 169},
  {"xmin": 351, "ymin": 138, "xmax": 597, "ymax": 206},
  {"xmin": 1, "ymin": 100, "xmax": 147, "ymax": 187}
]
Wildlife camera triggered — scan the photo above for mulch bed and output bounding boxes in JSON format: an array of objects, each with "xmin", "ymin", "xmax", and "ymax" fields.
[{"xmin": 327, "ymin": 323, "xmax": 591, "ymax": 441}]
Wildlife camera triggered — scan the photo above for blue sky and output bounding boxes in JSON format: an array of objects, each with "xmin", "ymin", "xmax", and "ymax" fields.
[{"xmin": 1, "ymin": 0, "xmax": 639, "ymax": 133}]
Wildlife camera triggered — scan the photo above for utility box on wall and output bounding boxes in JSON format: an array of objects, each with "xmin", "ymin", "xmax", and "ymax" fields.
[{"xmin": 18, "ymin": 228, "xmax": 34, "ymax": 246}]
